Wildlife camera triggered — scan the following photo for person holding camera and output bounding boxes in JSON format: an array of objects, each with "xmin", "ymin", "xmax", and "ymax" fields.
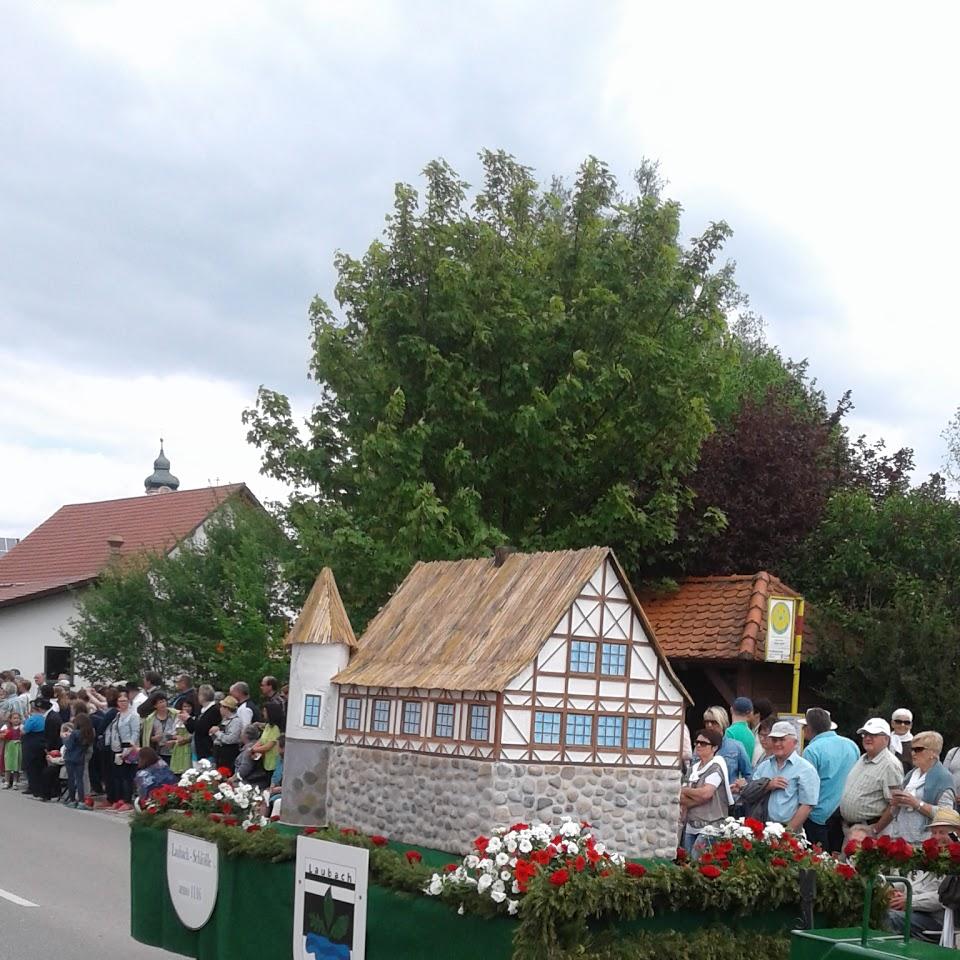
[{"xmin": 876, "ymin": 730, "xmax": 955, "ymax": 843}]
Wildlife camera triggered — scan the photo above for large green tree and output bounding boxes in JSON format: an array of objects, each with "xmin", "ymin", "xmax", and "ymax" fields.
[
  {"xmin": 64, "ymin": 502, "xmax": 293, "ymax": 692},
  {"xmin": 244, "ymin": 152, "xmax": 745, "ymax": 624},
  {"xmin": 791, "ymin": 479, "xmax": 960, "ymax": 740}
]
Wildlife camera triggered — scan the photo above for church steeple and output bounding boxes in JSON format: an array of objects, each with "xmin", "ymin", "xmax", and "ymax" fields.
[{"xmin": 144, "ymin": 439, "xmax": 180, "ymax": 494}]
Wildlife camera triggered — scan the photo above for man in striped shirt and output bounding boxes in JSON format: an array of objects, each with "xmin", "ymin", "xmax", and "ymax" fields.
[{"xmin": 839, "ymin": 717, "xmax": 903, "ymax": 834}]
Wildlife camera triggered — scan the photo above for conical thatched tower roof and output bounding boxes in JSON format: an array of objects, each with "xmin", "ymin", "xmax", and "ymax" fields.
[{"xmin": 284, "ymin": 567, "xmax": 357, "ymax": 648}]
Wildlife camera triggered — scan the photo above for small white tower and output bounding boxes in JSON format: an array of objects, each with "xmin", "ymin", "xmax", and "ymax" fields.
[{"xmin": 284, "ymin": 567, "xmax": 357, "ymax": 743}]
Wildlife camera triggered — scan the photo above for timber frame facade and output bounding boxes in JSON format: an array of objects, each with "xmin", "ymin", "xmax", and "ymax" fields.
[{"xmin": 335, "ymin": 556, "xmax": 686, "ymax": 767}]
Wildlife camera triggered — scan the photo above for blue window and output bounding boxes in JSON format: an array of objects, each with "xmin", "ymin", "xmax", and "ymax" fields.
[
  {"xmin": 569, "ymin": 640, "xmax": 597, "ymax": 673},
  {"xmin": 533, "ymin": 711, "xmax": 562, "ymax": 744},
  {"xmin": 565, "ymin": 713, "xmax": 593, "ymax": 746},
  {"xmin": 597, "ymin": 715, "xmax": 623, "ymax": 748},
  {"xmin": 304, "ymin": 694, "xmax": 322, "ymax": 727},
  {"xmin": 627, "ymin": 717, "xmax": 652, "ymax": 750},
  {"xmin": 341, "ymin": 697, "xmax": 361, "ymax": 730},
  {"xmin": 469, "ymin": 705, "xmax": 490, "ymax": 741},
  {"xmin": 434, "ymin": 703, "xmax": 455, "ymax": 738},
  {"xmin": 372, "ymin": 699, "xmax": 391, "ymax": 732},
  {"xmin": 401, "ymin": 701, "xmax": 422, "ymax": 736},
  {"xmin": 600, "ymin": 642, "xmax": 627, "ymax": 676}
]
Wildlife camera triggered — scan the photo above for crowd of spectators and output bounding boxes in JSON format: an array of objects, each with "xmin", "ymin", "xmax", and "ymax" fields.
[
  {"xmin": 0, "ymin": 668, "xmax": 286, "ymax": 815},
  {"xmin": 680, "ymin": 696, "xmax": 960, "ymax": 943}
]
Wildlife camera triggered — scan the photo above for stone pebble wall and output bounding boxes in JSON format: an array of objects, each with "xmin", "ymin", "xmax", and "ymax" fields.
[{"xmin": 285, "ymin": 740, "xmax": 681, "ymax": 858}]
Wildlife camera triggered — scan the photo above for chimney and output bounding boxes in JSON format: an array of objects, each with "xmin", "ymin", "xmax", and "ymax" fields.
[
  {"xmin": 106, "ymin": 535, "xmax": 125, "ymax": 555},
  {"xmin": 493, "ymin": 545, "xmax": 516, "ymax": 567}
]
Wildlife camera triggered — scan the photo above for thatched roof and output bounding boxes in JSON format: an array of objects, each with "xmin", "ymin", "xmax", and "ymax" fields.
[
  {"xmin": 333, "ymin": 546, "xmax": 688, "ymax": 698},
  {"xmin": 284, "ymin": 567, "xmax": 357, "ymax": 648}
]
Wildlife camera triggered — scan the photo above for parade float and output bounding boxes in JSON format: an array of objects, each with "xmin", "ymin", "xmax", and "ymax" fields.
[{"xmin": 129, "ymin": 548, "xmax": 887, "ymax": 958}]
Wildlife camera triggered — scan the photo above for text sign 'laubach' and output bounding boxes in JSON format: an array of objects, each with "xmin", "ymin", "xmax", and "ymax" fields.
[
  {"xmin": 294, "ymin": 837, "xmax": 369, "ymax": 960},
  {"xmin": 166, "ymin": 830, "xmax": 219, "ymax": 930}
]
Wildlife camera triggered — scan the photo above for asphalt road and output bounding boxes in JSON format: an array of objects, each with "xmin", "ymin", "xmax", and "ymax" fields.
[{"xmin": 0, "ymin": 788, "xmax": 179, "ymax": 960}]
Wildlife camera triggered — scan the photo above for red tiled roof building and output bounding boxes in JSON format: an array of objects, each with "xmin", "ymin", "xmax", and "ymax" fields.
[{"xmin": 640, "ymin": 573, "xmax": 812, "ymax": 720}]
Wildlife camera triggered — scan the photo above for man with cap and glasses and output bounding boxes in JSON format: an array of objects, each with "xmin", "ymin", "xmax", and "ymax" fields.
[
  {"xmin": 839, "ymin": 717, "xmax": 904, "ymax": 836},
  {"xmin": 890, "ymin": 708, "xmax": 914, "ymax": 771},
  {"xmin": 751, "ymin": 720, "xmax": 820, "ymax": 832},
  {"xmin": 802, "ymin": 707, "xmax": 860, "ymax": 852}
]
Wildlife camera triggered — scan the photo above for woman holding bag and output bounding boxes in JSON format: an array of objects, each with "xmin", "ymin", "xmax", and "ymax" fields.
[{"xmin": 104, "ymin": 692, "xmax": 140, "ymax": 810}]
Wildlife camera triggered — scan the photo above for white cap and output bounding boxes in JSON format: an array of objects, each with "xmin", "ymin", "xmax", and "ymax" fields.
[
  {"xmin": 858, "ymin": 717, "xmax": 892, "ymax": 736},
  {"xmin": 892, "ymin": 708, "xmax": 913, "ymax": 722},
  {"xmin": 769, "ymin": 720, "xmax": 798, "ymax": 739}
]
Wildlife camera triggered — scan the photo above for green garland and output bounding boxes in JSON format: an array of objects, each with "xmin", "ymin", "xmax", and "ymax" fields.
[
  {"xmin": 131, "ymin": 814, "xmax": 876, "ymax": 960},
  {"xmin": 572, "ymin": 929, "xmax": 790, "ymax": 960}
]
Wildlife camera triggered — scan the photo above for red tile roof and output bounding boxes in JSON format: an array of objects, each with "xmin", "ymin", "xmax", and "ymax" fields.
[
  {"xmin": 639, "ymin": 573, "xmax": 806, "ymax": 661},
  {"xmin": 0, "ymin": 485, "xmax": 248, "ymax": 607}
]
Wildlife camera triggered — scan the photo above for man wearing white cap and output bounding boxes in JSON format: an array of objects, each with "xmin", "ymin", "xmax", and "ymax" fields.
[
  {"xmin": 839, "ymin": 717, "xmax": 903, "ymax": 834},
  {"xmin": 890, "ymin": 708, "xmax": 914, "ymax": 771},
  {"xmin": 751, "ymin": 720, "xmax": 819, "ymax": 832},
  {"xmin": 888, "ymin": 806, "xmax": 960, "ymax": 941}
]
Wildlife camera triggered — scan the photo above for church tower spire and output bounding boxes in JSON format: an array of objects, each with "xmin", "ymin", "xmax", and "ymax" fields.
[{"xmin": 144, "ymin": 439, "xmax": 180, "ymax": 494}]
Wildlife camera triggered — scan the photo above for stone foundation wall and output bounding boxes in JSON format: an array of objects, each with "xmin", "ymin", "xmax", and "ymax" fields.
[{"xmin": 289, "ymin": 742, "xmax": 680, "ymax": 858}]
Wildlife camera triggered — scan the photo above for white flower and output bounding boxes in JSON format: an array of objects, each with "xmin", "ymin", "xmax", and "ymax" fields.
[
  {"xmin": 477, "ymin": 858, "xmax": 493, "ymax": 873},
  {"xmin": 492, "ymin": 879, "xmax": 505, "ymax": 894},
  {"xmin": 560, "ymin": 820, "xmax": 579, "ymax": 838},
  {"xmin": 458, "ymin": 904, "xmax": 465, "ymax": 915},
  {"xmin": 486, "ymin": 836, "xmax": 502, "ymax": 854},
  {"xmin": 427, "ymin": 876, "xmax": 443, "ymax": 896},
  {"xmin": 507, "ymin": 899, "xmax": 519, "ymax": 915},
  {"xmin": 518, "ymin": 838, "xmax": 532, "ymax": 854},
  {"xmin": 565, "ymin": 841, "xmax": 579, "ymax": 856},
  {"xmin": 500, "ymin": 870, "xmax": 511, "ymax": 882},
  {"xmin": 477, "ymin": 874, "xmax": 493, "ymax": 893},
  {"xmin": 490, "ymin": 889, "xmax": 506, "ymax": 903},
  {"xmin": 465, "ymin": 855, "xmax": 479, "ymax": 869},
  {"xmin": 511, "ymin": 881, "xmax": 520, "ymax": 894},
  {"xmin": 495, "ymin": 852, "xmax": 509, "ymax": 867},
  {"xmin": 505, "ymin": 840, "xmax": 518, "ymax": 853}
]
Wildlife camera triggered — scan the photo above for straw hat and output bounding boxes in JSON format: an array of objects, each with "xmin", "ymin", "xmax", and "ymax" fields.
[
  {"xmin": 928, "ymin": 807, "xmax": 960, "ymax": 829},
  {"xmin": 219, "ymin": 695, "xmax": 239, "ymax": 711}
]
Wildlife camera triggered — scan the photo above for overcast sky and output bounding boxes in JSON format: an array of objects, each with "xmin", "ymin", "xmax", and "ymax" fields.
[{"xmin": 3, "ymin": 1, "xmax": 958, "ymax": 538}]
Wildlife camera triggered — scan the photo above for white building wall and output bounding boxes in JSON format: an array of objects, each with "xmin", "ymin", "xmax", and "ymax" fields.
[
  {"xmin": 288, "ymin": 643, "xmax": 350, "ymax": 741},
  {"xmin": 0, "ymin": 592, "xmax": 81, "ymax": 680}
]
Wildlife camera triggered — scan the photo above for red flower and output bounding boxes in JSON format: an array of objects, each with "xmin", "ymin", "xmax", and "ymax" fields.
[
  {"xmin": 625, "ymin": 863, "xmax": 647, "ymax": 878},
  {"xmin": 270, "ymin": 815, "xmax": 280, "ymax": 822},
  {"xmin": 340, "ymin": 828, "xmax": 357, "ymax": 836},
  {"xmin": 586, "ymin": 847, "xmax": 601, "ymax": 864},
  {"xmin": 948, "ymin": 842, "xmax": 960, "ymax": 862},
  {"xmin": 835, "ymin": 864, "xmax": 856, "ymax": 879},
  {"xmin": 675, "ymin": 847, "xmax": 688, "ymax": 863},
  {"xmin": 221, "ymin": 803, "xmax": 232, "ymax": 814},
  {"xmin": 599, "ymin": 869, "xmax": 611, "ymax": 877},
  {"xmin": 843, "ymin": 839, "xmax": 859, "ymax": 856},
  {"xmin": 699, "ymin": 865, "xmax": 722, "ymax": 878},
  {"xmin": 209, "ymin": 813, "xmax": 222, "ymax": 823},
  {"xmin": 405, "ymin": 851, "xmax": 422, "ymax": 864},
  {"xmin": 771, "ymin": 857, "xmax": 788, "ymax": 867},
  {"xmin": 202, "ymin": 791, "xmax": 213, "ymax": 802},
  {"xmin": 217, "ymin": 767, "xmax": 233, "ymax": 778},
  {"xmin": 580, "ymin": 820, "xmax": 592, "ymax": 828},
  {"xmin": 224, "ymin": 817, "xmax": 238, "ymax": 826},
  {"xmin": 549, "ymin": 869, "xmax": 569, "ymax": 887},
  {"xmin": 572, "ymin": 855, "xmax": 586, "ymax": 872},
  {"xmin": 861, "ymin": 836, "xmax": 876, "ymax": 851},
  {"xmin": 509, "ymin": 823, "xmax": 529, "ymax": 833},
  {"xmin": 922, "ymin": 838, "xmax": 942, "ymax": 859},
  {"xmin": 371, "ymin": 835, "xmax": 388, "ymax": 847},
  {"xmin": 443, "ymin": 863, "xmax": 459, "ymax": 874},
  {"xmin": 304, "ymin": 827, "xmax": 318, "ymax": 836},
  {"xmin": 514, "ymin": 860, "xmax": 538, "ymax": 892},
  {"xmin": 147, "ymin": 807, "xmax": 158, "ymax": 815},
  {"xmin": 741, "ymin": 840, "xmax": 753, "ymax": 851},
  {"xmin": 744, "ymin": 817, "xmax": 765, "ymax": 837},
  {"xmin": 183, "ymin": 811, "xmax": 193, "ymax": 818},
  {"xmin": 246, "ymin": 824, "xmax": 261, "ymax": 833},
  {"xmin": 530, "ymin": 849, "xmax": 552, "ymax": 867}
]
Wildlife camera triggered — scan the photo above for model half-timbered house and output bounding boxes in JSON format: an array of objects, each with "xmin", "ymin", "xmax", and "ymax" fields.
[{"xmin": 282, "ymin": 546, "xmax": 690, "ymax": 857}]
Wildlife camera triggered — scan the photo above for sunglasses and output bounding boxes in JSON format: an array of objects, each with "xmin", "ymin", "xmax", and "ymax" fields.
[
  {"xmin": 911, "ymin": 746, "xmax": 927, "ymax": 753},
  {"xmin": 893, "ymin": 719, "xmax": 911, "ymax": 724},
  {"xmin": 694, "ymin": 740, "xmax": 712, "ymax": 746}
]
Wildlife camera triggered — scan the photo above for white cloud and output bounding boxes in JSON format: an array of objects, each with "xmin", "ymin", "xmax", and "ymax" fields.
[{"xmin": 0, "ymin": 348, "xmax": 293, "ymax": 536}]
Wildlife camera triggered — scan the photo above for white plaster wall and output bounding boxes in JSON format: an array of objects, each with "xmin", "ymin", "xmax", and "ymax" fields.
[
  {"xmin": 0, "ymin": 592, "xmax": 81, "ymax": 680},
  {"xmin": 288, "ymin": 643, "xmax": 350, "ymax": 741}
]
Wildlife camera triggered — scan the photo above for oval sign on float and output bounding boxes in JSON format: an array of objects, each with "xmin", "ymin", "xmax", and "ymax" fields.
[{"xmin": 166, "ymin": 829, "xmax": 219, "ymax": 929}]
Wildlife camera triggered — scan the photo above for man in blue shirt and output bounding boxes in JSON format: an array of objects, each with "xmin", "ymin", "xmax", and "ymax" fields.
[
  {"xmin": 752, "ymin": 720, "xmax": 820, "ymax": 832},
  {"xmin": 802, "ymin": 707, "xmax": 860, "ymax": 852}
]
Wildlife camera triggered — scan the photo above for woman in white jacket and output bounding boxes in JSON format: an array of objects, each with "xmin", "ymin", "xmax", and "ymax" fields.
[{"xmin": 104, "ymin": 692, "xmax": 141, "ymax": 810}]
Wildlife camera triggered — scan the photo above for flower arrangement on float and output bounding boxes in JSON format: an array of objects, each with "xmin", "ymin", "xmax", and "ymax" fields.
[
  {"xmin": 846, "ymin": 832, "xmax": 960, "ymax": 876},
  {"xmin": 141, "ymin": 759, "xmax": 270, "ymax": 830},
  {"xmin": 424, "ymin": 817, "xmax": 626, "ymax": 916}
]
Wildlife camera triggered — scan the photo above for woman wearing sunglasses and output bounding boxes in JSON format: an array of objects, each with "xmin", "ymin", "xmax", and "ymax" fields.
[
  {"xmin": 679, "ymin": 727, "xmax": 732, "ymax": 855},
  {"xmin": 876, "ymin": 730, "xmax": 955, "ymax": 842}
]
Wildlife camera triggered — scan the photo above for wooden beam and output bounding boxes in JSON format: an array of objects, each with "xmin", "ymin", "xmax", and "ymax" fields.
[{"xmin": 704, "ymin": 666, "xmax": 737, "ymax": 707}]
